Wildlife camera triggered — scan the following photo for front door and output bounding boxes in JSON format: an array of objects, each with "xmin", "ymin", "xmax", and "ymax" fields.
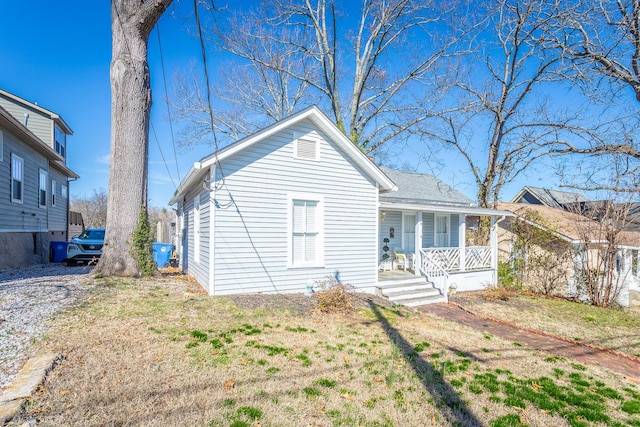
[
  {"xmin": 435, "ymin": 214, "xmax": 449, "ymax": 247},
  {"xmin": 403, "ymin": 214, "xmax": 416, "ymax": 253}
]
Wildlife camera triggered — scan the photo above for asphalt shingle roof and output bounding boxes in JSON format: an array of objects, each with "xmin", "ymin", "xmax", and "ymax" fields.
[
  {"xmin": 513, "ymin": 186, "xmax": 588, "ymax": 209},
  {"xmin": 379, "ymin": 167, "xmax": 475, "ymax": 207}
]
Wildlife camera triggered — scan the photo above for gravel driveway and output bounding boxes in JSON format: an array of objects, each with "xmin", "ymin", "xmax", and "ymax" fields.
[{"xmin": 0, "ymin": 264, "xmax": 94, "ymax": 389}]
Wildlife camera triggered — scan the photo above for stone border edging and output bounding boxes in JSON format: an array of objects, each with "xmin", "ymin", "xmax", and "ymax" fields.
[
  {"xmin": 449, "ymin": 302, "xmax": 640, "ymax": 365},
  {"xmin": 0, "ymin": 353, "xmax": 61, "ymax": 424}
]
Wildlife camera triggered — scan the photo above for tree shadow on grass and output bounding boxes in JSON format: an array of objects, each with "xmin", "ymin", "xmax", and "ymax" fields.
[{"xmin": 368, "ymin": 301, "xmax": 483, "ymax": 427}]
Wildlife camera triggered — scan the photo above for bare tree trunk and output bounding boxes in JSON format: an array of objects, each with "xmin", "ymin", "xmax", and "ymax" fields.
[{"xmin": 94, "ymin": 0, "xmax": 174, "ymax": 277}]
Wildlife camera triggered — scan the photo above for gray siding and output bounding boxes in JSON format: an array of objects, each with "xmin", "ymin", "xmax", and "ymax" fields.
[
  {"xmin": 210, "ymin": 119, "xmax": 379, "ymax": 294},
  {"xmin": 0, "ymin": 125, "xmax": 48, "ymax": 232},
  {"xmin": 379, "ymin": 210, "xmax": 402, "ymax": 258},
  {"xmin": 420, "ymin": 213, "xmax": 458, "ymax": 248},
  {"xmin": 48, "ymin": 169, "xmax": 68, "ymax": 234},
  {"xmin": 0, "ymin": 96, "xmax": 53, "ymax": 148},
  {"xmin": 423, "ymin": 213, "xmax": 434, "ymax": 248},
  {"xmin": 450, "ymin": 214, "xmax": 459, "ymax": 246}
]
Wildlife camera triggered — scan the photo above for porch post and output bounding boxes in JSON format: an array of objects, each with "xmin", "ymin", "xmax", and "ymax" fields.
[
  {"xmin": 490, "ymin": 216, "xmax": 499, "ymax": 285},
  {"xmin": 459, "ymin": 215, "xmax": 466, "ymax": 272},
  {"xmin": 415, "ymin": 212, "xmax": 422, "ymax": 276},
  {"xmin": 622, "ymin": 248, "xmax": 632, "ymax": 276}
]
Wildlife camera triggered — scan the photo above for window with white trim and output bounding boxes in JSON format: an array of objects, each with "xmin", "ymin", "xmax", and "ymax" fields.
[
  {"xmin": 293, "ymin": 131, "xmax": 319, "ymax": 160},
  {"xmin": 194, "ymin": 195, "xmax": 200, "ymax": 263},
  {"xmin": 291, "ymin": 198, "xmax": 323, "ymax": 267},
  {"xmin": 39, "ymin": 170, "xmax": 48, "ymax": 208},
  {"xmin": 61, "ymin": 184, "xmax": 68, "ymax": 199},
  {"xmin": 11, "ymin": 154, "xmax": 23, "ymax": 203},
  {"xmin": 51, "ymin": 181, "xmax": 57, "ymax": 206}
]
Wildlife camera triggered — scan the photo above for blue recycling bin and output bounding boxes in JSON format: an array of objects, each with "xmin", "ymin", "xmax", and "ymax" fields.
[
  {"xmin": 152, "ymin": 242, "xmax": 174, "ymax": 268},
  {"xmin": 51, "ymin": 241, "xmax": 69, "ymax": 263}
]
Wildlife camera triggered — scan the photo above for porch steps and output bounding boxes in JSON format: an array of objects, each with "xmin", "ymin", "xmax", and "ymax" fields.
[{"xmin": 377, "ymin": 278, "xmax": 444, "ymax": 307}]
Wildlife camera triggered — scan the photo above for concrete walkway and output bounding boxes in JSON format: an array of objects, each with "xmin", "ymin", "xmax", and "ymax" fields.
[{"xmin": 419, "ymin": 303, "xmax": 640, "ymax": 382}]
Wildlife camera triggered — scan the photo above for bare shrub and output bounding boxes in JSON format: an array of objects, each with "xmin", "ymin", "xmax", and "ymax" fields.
[
  {"xmin": 509, "ymin": 208, "xmax": 573, "ymax": 296},
  {"xmin": 313, "ymin": 276, "xmax": 357, "ymax": 314},
  {"xmin": 482, "ymin": 285, "xmax": 516, "ymax": 302},
  {"xmin": 568, "ymin": 199, "xmax": 635, "ymax": 307}
]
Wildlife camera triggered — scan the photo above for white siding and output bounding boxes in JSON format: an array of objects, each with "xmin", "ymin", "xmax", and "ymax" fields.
[
  {"xmin": 181, "ymin": 188, "xmax": 211, "ymax": 291},
  {"xmin": 209, "ymin": 119, "xmax": 379, "ymax": 295}
]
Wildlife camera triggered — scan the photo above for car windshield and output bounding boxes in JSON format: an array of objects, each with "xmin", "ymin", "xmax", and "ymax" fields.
[{"xmin": 78, "ymin": 229, "xmax": 105, "ymax": 240}]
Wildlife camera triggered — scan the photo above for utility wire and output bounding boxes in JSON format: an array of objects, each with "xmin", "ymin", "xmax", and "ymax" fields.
[
  {"xmin": 194, "ymin": 0, "xmax": 222, "ymax": 159},
  {"xmin": 156, "ymin": 25, "xmax": 181, "ymax": 182},
  {"xmin": 114, "ymin": 2, "xmax": 178, "ymax": 194},
  {"xmin": 151, "ymin": 121, "xmax": 178, "ymax": 189}
]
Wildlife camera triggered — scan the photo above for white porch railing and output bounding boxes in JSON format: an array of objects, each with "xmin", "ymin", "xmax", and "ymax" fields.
[
  {"xmin": 420, "ymin": 246, "xmax": 492, "ymax": 273},
  {"xmin": 419, "ymin": 249, "xmax": 450, "ymax": 303}
]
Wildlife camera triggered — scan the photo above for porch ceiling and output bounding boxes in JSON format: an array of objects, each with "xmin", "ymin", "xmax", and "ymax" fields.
[{"xmin": 379, "ymin": 201, "xmax": 514, "ymax": 217}]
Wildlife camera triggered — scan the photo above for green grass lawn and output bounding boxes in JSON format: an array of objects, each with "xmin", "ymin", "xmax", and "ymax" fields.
[
  {"xmin": 454, "ymin": 292, "xmax": 640, "ymax": 358},
  {"xmin": 8, "ymin": 277, "xmax": 640, "ymax": 427}
]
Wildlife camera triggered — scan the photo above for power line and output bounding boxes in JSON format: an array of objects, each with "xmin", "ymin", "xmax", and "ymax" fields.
[
  {"xmin": 155, "ymin": 25, "xmax": 181, "ymax": 182},
  {"xmin": 194, "ymin": 0, "xmax": 230, "ymax": 196},
  {"xmin": 151, "ymin": 121, "xmax": 178, "ymax": 189},
  {"xmin": 113, "ymin": 2, "xmax": 178, "ymax": 195}
]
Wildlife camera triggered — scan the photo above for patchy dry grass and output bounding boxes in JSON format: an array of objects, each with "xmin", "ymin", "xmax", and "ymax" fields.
[
  {"xmin": 454, "ymin": 292, "xmax": 640, "ymax": 358},
  {"xmin": 7, "ymin": 277, "xmax": 640, "ymax": 426}
]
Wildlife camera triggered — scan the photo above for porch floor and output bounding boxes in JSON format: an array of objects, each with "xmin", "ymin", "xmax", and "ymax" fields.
[{"xmin": 378, "ymin": 270, "xmax": 418, "ymax": 281}]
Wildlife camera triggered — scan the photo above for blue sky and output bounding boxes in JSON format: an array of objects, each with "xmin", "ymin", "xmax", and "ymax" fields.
[
  {"xmin": 0, "ymin": 1, "xmax": 593, "ymax": 208},
  {"xmin": 0, "ymin": 1, "xmax": 212, "ymax": 207}
]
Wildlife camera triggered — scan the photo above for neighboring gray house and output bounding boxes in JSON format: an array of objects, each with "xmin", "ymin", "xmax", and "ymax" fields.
[
  {"xmin": 170, "ymin": 106, "xmax": 509, "ymax": 305},
  {"xmin": 511, "ymin": 186, "xmax": 588, "ymax": 209},
  {"xmin": 0, "ymin": 90, "xmax": 78, "ymax": 270}
]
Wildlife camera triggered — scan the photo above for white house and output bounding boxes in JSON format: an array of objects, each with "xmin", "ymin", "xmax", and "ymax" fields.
[{"xmin": 169, "ymin": 106, "xmax": 510, "ymax": 305}]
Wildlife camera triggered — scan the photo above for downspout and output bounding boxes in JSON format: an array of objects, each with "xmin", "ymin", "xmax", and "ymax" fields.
[
  {"xmin": 66, "ymin": 176, "xmax": 78, "ymax": 241},
  {"xmin": 208, "ymin": 164, "xmax": 216, "ymax": 295}
]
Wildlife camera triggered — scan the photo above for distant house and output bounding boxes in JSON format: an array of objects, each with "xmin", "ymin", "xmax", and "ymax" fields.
[
  {"xmin": 498, "ymin": 202, "xmax": 640, "ymax": 307},
  {"xmin": 169, "ymin": 106, "xmax": 510, "ymax": 305},
  {"xmin": 511, "ymin": 186, "xmax": 588, "ymax": 209},
  {"xmin": 0, "ymin": 89, "xmax": 78, "ymax": 269},
  {"xmin": 512, "ymin": 185, "xmax": 640, "ymax": 233}
]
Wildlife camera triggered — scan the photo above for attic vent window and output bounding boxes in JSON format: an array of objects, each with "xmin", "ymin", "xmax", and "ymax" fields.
[{"xmin": 294, "ymin": 132, "xmax": 319, "ymax": 160}]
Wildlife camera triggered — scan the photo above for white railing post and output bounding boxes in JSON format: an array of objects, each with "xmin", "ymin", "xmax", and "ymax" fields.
[
  {"xmin": 490, "ymin": 217, "xmax": 498, "ymax": 285},
  {"xmin": 415, "ymin": 213, "xmax": 422, "ymax": 276},
  {"xmin": 459, "ymin": 215, "xmax": 466, "ymax": 272}
]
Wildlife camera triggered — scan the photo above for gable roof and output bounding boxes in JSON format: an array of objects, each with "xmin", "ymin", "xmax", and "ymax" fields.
[
  {"xmin": 498, "ymin": 202, "xmax": 640, "ymax": 247},
  {"xmin": 0, "ymin": 105, "xmax": 78, "ymax": 179},
  {"xmin": 379, "ymin": 167, "xmax": 475, "ymax": 207},
  {"xmin": 0, "ymin": 88, "xmax": 73, "ymax": 135},
  {"xmin": 169, "ymin": 106, "xmax": 396, "ymax": 205},
  {"xmin": 510, "ymin": 186, "xmax": 588, "ymax": 209}
]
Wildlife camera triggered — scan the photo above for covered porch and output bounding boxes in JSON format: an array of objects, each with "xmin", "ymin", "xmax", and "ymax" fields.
[{"xmin": 377, "ymin": 202, "xmax": 511, "ymax": 302}]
